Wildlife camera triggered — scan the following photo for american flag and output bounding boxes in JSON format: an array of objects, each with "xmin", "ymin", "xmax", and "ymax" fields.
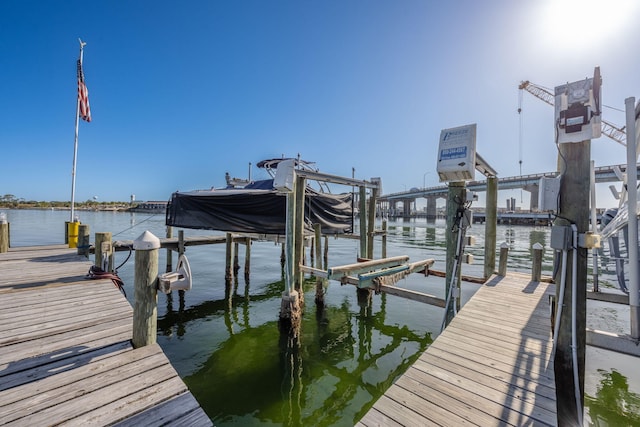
[{"xmin": 77, "ymin": 59, "xmax": 91, "ymax": 122}]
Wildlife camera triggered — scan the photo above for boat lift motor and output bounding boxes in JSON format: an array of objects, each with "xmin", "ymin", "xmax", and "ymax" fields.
[
  {"xmin": 158, "ymin": 254, "xmax": 192, "ymax": 294},
  {"xmin": 273, "ymin": 158, "xmax": 296, "ymax": 192},
  {"xmin": 554, "ymin": 67, "xmax": 602, "ymax": 144}
]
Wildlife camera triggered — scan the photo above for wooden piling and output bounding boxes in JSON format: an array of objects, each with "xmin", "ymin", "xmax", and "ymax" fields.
[
  {"xmin": 165, "ymin": 226, "xmax": 173, "ymax": 273},
  {"xmin": 280, "ymin": 181, "xmax": 302, "ymax": 332},
  {"xmin": 381, "ymin": 220, "xmax": 387, "ymax": 259},
  {"xmin": 0, "ymin": 219, "xmax": 9, "ymax": 253},
  {"xmin": 367, "ymin": 186, "xmax": 377, "ymax": 259},
  {"xmin": 531, "ymin": 242, "xmax": 544, "ymax": 282},
  {"xmin": 132, "ymin": 231, "xmax": 160, "ymax": 348},
  {"xmin": 498, "ymin": 242, "xmax": 509, "ymax": 276},
  {"xmin": 554, "ymin": 139, "xmax": 590, "ymax": 425},
  {"xmin": 294, "ymin": 176, "xmax": 306, "ymax": 296},
  {"xmin": 77, "ymin": 224, "xmax": 90, "ymax": 256},
  {"xmin": 323, "ymin": 235, "xmax": 329, "ymax": 271},
  {"xmin": 356, "ymin": 287, "xmax": 372, "ymax": 307},
  {"xmin": 279, "ymin": 290, "xmax": 301, "ymax": 332},
  {"xmin": 283, "ymin": 190, "xmax": 295, "ymax": 293},
  {"xmin": 444, "ymin": 181, "xmax": 465, "ymax": 326},
  {"xmin": 244, "ymin": 237, "xmax": 251, "ymax": 280},
  {"xmin": 313, "ymin": 224, "xmax": 322, "ymax": 270},
  {"xmin": 178, "ymin": 230, "xmax": 185, "ymax": 256},
  {"xmin": 225, "ymin": 232, "xmax": 234, "ymax": 284},
  {"xmin": 313, "ymin": 223, "xmax": 324, "ymax": 305},
  {"xmin": 359, "ymin": 186, "xmax": 367, "ymax": 259},
  {"xmin": 484, "ymin": 176, "xmax": 498, "ymax": 279},
  {"xmin": 164, "ymin": 227, "xmax": 174, "ymax": 305},
  {"xmin": 95, "ymin": 232, "xmax": 113, "ymax": 271},
  {"xmin": 233, "ymin": 242, "xmax": 240, "ymax": 277}
]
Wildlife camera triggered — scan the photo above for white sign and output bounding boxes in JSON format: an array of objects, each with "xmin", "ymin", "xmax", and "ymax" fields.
[{"xmin": 437, "ymin": 124, "xmax": 477, "ymax": 182}]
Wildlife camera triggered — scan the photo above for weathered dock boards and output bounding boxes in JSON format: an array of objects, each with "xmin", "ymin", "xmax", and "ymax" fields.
[
  {"xmin": 0, "ymin": 245, "xmax": 212, "ymax": 426},
  {"xmin": 358, "ymin": 273, "xmax": 556, "ymax": 426}
]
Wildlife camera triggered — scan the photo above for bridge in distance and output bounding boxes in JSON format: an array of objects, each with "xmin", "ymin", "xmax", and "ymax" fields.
[{"xmin": 377, "ymin": 163, "xmax": 640, "ymax": 217}]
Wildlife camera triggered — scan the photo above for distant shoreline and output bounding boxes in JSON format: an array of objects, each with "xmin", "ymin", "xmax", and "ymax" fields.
[{"xmin": 0, "ymin": 204, "xmax": 130, "ymax": 211}]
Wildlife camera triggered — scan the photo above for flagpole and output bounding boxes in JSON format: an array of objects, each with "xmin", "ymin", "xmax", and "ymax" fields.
[{"xmin": 70, "ymin": 39, "xmax": 86, "ymax": 222}]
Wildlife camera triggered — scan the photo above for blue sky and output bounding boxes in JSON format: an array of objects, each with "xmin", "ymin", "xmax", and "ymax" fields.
[{"xmin": 1, "ymin": 0, "xmax": 639, "ymax": 208}]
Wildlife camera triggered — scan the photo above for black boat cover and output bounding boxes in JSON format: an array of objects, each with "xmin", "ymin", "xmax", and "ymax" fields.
[{"xmin": 166, "ymin": 183, "xmax": 353, "ymax": 235}]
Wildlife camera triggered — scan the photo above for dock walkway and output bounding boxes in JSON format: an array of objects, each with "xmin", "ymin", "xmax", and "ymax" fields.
[
  {"xmin": 358, "ymin": 273, "xmax": 557, "ymax": 426},
  {"xmin": 0, "ymin": 245, "xmax": 212, "ymax": 426}
]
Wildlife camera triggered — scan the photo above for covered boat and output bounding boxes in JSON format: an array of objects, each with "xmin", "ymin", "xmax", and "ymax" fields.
[{"xmin": 165, "ymin": 158, "xmax": 354, "ymax": 235}]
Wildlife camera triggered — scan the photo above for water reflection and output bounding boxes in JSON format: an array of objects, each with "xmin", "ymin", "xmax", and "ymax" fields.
[
  {"xmin": 505, "ymin": 227, "xmax": 516, "ymax": 246},
  {"xmin": 280, "ymin": 318, "xmax": 303, "ymax": 426},
  {"xmin": 585, "ymin": 369, "xmax": 640, "ymax": 425},
  {"xmin": 529, "ymin": 230, "xmax": 546, "ymax": 250},
  {"xmin": 425, "ymin": 226, "xmax": 436, "ymax": 244},
  {"xmin": 175, "ymin": 278, "xmax": 431, "ymax": 426},
  {"xmin": 158, "ymin": 277, "xmax": 281, "ymax": 337}
]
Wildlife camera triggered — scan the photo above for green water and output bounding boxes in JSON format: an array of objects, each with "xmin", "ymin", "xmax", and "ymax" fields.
[
  {"xmin": 160, "ymin": 277, "xmax": 432, "ymax": 426},
  {"xmin": 586, "ymin": 369, "xmax": 640, "ymax": 426}
]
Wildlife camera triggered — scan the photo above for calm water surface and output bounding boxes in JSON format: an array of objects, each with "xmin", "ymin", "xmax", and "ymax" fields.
[{"xmin": 3, "ymin": 209, "xmax": 638, "ymax": 425}]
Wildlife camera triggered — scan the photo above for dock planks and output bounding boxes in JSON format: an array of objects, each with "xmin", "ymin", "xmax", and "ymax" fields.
[
  {"xmin": 358, "ymin": 273, "xmax": 556, "ymax": 426},
  {"xmin": 0, "ymin": 245, "xmax": 212, "ymax": 426}
]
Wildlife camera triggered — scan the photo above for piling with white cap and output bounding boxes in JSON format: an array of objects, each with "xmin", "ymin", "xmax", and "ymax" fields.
[
  {"xmin": 0, "ymin": 212, "xmax": 8, "ymax": 253},
  {"xmin": 132, "ymin": 230, "xmax": 160, "ymax": 348}
]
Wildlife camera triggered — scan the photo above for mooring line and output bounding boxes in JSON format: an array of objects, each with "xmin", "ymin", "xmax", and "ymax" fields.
[{"xmin": 112, "ymin": 213, "xmax": 160, "ymax": 237}]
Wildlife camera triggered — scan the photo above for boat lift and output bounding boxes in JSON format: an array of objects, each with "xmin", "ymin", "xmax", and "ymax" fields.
[
  {"xmin": 274, "ymin": 159, "xmax": 446, "ymax": 330},
  {"xmin": 299, "ymin": 256, "xmax": 444, "ymax": 307}
]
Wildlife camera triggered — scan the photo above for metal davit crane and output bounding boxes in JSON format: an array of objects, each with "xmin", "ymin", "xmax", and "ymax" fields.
[{"xmin": 519, "ymin": 80, "xmax": 627, "ymax": 146}]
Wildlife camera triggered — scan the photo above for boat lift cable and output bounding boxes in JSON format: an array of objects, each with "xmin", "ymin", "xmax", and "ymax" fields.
[
  {"xmin": 518, "ymin": 88, "xmax": 524, "ymax": 203},
  {"xmin": 112, "ymin": 213, "xmax": 160, "ymax": 237},
  {"xmin": 604, "ymin": 104, "xmax": 625, "ymax": 113}
]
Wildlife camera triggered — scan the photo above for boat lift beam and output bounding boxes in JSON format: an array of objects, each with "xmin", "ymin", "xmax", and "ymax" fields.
[
  {"xmin": 299, "ymin": 257, "xmax": 443, "ymax": 307},
  {"xmin": 475, "ymin": 152, "xmax": 498, "ymax": 178},
  {"xmin": 294, "ymin": 169, "xmax": 380, "ymax": 189},
  {"xmin": 326, "ymin": 255, "xmax": 409, "ymax": 279}
]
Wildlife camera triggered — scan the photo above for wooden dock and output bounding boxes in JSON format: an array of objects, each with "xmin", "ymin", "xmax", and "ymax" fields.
[
  {"xmin": 358, "ymin": 272, "xmax": 557, "ymax": 426},
  {"xmin": 0, "ymin": 245, "xmax": 212, "ymax": 426}
]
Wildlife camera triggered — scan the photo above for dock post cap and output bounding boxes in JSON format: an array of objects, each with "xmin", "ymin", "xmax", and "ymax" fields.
[
  {"xmin": 133, "ymin": 230, "xmax": 160, "ymax": 250},
  {"xmin": 532, "ymin": 242, "xmax": 544, "ymax": 250},
  {"xmin": 500, "ymin": 242, "xmax": 510, "ymax": 249}
]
